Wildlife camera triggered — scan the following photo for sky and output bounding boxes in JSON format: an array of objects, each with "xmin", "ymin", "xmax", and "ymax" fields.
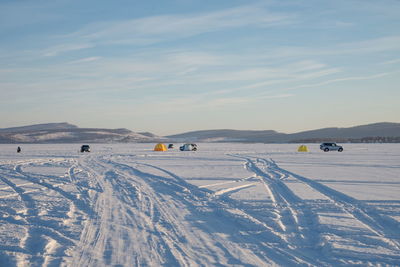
[{"xmin": 0, "ymin": 0, "xmax": 399, "ymax": 135}]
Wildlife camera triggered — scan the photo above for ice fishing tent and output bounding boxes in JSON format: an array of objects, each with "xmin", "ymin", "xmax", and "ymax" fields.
[
  {"xmin": 297, "ymin": 145, "xmax": 309, "ymax": 152},
  {"xmin": 154, "ymin": 143, "xmax": 167, "ymax": 151}
]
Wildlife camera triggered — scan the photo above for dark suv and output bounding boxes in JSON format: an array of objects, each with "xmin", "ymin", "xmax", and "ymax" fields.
[
  {"xmin": 320, "ymin": 143, "xmax": 343, "ymax": 152},
  {"xmin": 80, "ymin": 145, "xmax": 90, "ymax": 152}
]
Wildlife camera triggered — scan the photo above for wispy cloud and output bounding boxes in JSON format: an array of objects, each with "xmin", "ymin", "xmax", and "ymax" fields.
[
  {"xmin": 339, "ymin": 36, "xmax": 400, "ymax": 54},
  {"xmin": 259, "ymin": 93, "xmax": 294, "ymax": 99},
  {"xmin": 51, "ymin": 5, "xmax": 293, "ymax": 53},
  {"xmin": 67, "ymin": 57, "xmax": 102, "ymax": 64},
  {"xmin": 0, "ymin": 48, "xmax": 343, "ymax": 103},
  {"xmin": 275, "ymin": 71, "xmax": 398, "ymax": 93},
  {"xmin": 127, "ymin": 92, "xmax": 294, "ymax": 116},
  {"xmin": 381, "ymin": 58, "xmax": 400, "ymax": 65},
  {"xmin": 42, "ymin": 43, "xmax": 94, "ymax": 57}
]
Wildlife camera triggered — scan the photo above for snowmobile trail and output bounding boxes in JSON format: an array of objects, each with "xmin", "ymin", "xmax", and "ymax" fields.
[
  {"xmin": 229, "ymin": 155, "xmax": 327, "ymax": 265},
  {"xmin": 14, "ymin": 163, "xmax": 94, "ymax": 218},
  {"xmin": 112, "ymin": 156, "xmax": 329, "ymax": 266},
  {"xmin": 263, "ymin": 158, "xmax": 400, "ymax": 250},
  {"xmin": 69, "ymin": 154, "xmax": 330, "ymax": 266},
  {"xmin": 232, "ymin": 155, "xmax": 400, "ymax": 265},
  {"xmin": 0, "ymin": 162, "xmax": 77, "ymax": 266}
]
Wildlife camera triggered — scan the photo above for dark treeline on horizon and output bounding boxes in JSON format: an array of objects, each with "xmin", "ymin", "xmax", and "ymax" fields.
[{"xmin": 291, "ymin": 136, "xmax": 400, "ymax": 143}]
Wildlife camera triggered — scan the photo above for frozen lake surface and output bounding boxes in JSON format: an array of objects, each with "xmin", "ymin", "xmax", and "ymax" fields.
[{"xmin": 0, "ymin": 143, "xmax": 399, "ymax": 266}]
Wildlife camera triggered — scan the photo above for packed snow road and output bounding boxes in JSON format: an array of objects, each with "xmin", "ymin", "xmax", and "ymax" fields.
[{"xmin": 0, "ymin": 143, "xmax": 399, "ymax": 266}]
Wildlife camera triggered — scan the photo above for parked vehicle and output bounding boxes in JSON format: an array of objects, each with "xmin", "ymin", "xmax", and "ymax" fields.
[
  {"xmin": 80, "ymin": 145, "xmax": 91, "ymax": 152},
  {"xmin": 168, "ymin": 144, "xmax": 174, "ymax": 149},
  {"xmin": 320, "ymin": 142, "xmax": 343, "ymax": 152},
  {"xmin": 179, "ymin": 144, "xmax": 197, "ymax": 151}
]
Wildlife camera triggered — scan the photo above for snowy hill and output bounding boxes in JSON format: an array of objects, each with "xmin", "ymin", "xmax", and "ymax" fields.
[
  {"xmin": 0, "ymin": 123, "xmax": 165, "ymax": 143},
  {"xmin": 167, "ymin": 122, "xmax": 400, "ymax": 143},
  {"xmin": 285, "ymin": 122, "xmax": 400, "ymax": 142},
  {"xmin": 2, "ymin": 122, "xmax": 399, "ymax": 144},
  {"xmin": 0, "ymin": 122, "xmax": 78, "ymax": 133}
]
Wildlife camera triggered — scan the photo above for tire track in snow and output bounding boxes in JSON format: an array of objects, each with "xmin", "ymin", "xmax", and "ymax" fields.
[
  {"xmin": 14, "ymin": 163, "xmax": 94, "ymax": 217},
  {"xmin": 68, "ymin": 164, "xmax": 104, "ymax": 194},
  {"xmin": 232, "ymin": 155, "xmax": 325, "ymax": 264},
  {"xmin": 244, "ymin": 156, "xmax": 400, "ymax": 265},
  {"xmin": 103, "ymin": 156, "xmax": 314, "ymax": 266},
  {"xmin": 71, "ymin": 156, "xmax": 189, "ymax": 266},
  {"xmin": 253, "ymin": 158, "xmax": 304, "ymax": 232},
  {"xmin": 70, "ymin": 156, "xmax": 115, "ymax": 267},
  {"xmin": 233, "ymin": 156, "xmax": 314, "ymax": 231},
  {"xmin": 263, "ymin": 158, "xmax": 400, "ymax": 251},
  {"xmin": 107, "ymin": 160, "xmax": 201, "ymax": 266},
  {"xmin": 250, "ymin": 157, "xmax": 400, "ymax": 265},
  {"xmin": 0, "ymin": 164, "xmax": 76, "ymax": 266},
  {"xmin": 0, "ymin": 182, "xmax": 69, "ymax": 199},
  {"xmin": 33, "ymin": 152, "xmax": 330, "ymax": 266},
  {"xmin": 0, "ymin": 168, "xmax": 34, "ymax": 262},
  {"xmin": 117, "ymin": 157, "xmax": 328, "ymax": 266}
]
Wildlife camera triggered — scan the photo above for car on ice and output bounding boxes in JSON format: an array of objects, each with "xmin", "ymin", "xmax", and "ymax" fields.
[
  {"xmin": 320, "ymin": 142, "xmax": 343, "ymax": 152},
  {"xmin": 80, "ymin": 145, "xmax": 91, "ymax": 152},
  {"xmin": 180, "ymin": 144, "xmax": 197, "ymax": 151}
]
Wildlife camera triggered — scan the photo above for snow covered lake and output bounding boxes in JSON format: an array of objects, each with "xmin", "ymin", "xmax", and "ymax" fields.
[{"xmin": 0, "ymin": 143, "xmax": 399, "ymax": 266}]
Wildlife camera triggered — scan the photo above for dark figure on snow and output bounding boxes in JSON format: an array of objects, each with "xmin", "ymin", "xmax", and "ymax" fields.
[{"xmin": 17, "ymin": 146, "xmax": 21, "ymax": 153}]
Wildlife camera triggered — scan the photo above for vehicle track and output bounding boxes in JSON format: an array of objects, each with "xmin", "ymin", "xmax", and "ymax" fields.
[
  {"xmin": 235, "ymin": 155, "xmax": 400, "ymax": 264},
  {"xmin": 262, "ymin": 157, "xmax": 400, "ymax": 251},
  {"xmin": 68, "ymin": 154, "xmax": 322, "ymax": 266},
  {"xmin": 111, "ymin": 155, "xmax": 328, "ymax": 266},
  {"xmin": 229, "ymin": 155, "xmax": 328, "ymax": 266},
  {"xmin": 14, "ymin": 162, "xmax": 94, "ymax": 218},
  {"xmin": 71, "ymin": 155, "xmax": 201, "ymax": 266},
  {"xmin": 0, "ymin": 163, "xmax": 76, "ymax": 266}
]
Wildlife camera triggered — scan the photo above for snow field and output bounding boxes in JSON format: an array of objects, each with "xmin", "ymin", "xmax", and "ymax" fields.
[{"xmin": 0, "ymin": 143, "xmax": 399, "ymax": 266}]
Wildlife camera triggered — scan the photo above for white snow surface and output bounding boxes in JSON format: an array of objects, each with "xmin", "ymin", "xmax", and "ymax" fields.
[{"xmin": 0, "ymin": 143, "xmax": 399, "ymax": 266}]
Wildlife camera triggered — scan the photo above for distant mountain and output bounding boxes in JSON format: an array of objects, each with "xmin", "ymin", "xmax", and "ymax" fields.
[
  {"xmin": 0, "ymin": 123, "xmax": 165, "ymax": 144},
  {"xmin": 138, "ymin": 132, "xmax": 160, "ymax": 138},
  {"xmin": 284, "ymin": 122, "xmax": 400, "ymax": 142},
  {"xmin": 167, "ymin": 122, "xmax": 400, "ymax": 143},
  {"xmin": 167, "ymin": 129, "xmax": 283, "ymax": 142},
  {"xmin": 2, "ymin": 122, "xmax": 399, "ymax": 144},
  {"xmin": 0, "ymin": 122, "xmax": 78, "ymax": 133}
]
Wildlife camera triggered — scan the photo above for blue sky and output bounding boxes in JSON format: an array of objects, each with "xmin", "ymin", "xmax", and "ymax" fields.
[{"xmin": 1, "ymin": 0, "xmax": 399, "ymax": 135}]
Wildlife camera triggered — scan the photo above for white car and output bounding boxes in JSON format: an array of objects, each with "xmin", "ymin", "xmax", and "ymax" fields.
[
  {"xmin": 179, "ymin": 144, "xmax": 197, "ymax": 151},
  {"xmin": 320, "ymin": 142, "xmax": 343, "ymax": 152}
]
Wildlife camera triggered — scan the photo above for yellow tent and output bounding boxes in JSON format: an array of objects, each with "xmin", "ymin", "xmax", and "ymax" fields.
[
  {"xmin": 297, "ymin": 145, "xmax": 309, "ymax": 152},
  {"xmin": 154, "ymin": 143, "xmax": 167, "ymax": 151}
]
